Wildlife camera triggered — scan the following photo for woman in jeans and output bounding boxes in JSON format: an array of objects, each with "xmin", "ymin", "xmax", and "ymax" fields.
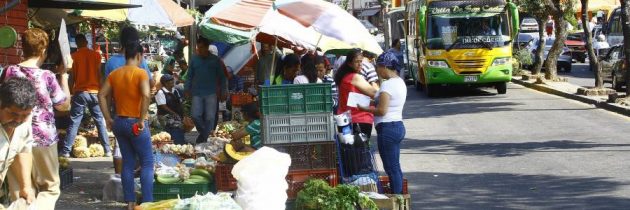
[
  {"xmin": 98, "ymin": 42, "xmax": 153, "ymax": 209},
  {"xmin": 359, "ymin": 52, "xmax": 407, "ymax": 194},
  {"xmin": 3, "ymin": 28, "xmax": 71, "ymax": 209}
]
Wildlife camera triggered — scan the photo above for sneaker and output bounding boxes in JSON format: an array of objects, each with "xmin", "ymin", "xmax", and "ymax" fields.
[
  {"xmin": 104, "ymin": 152, "xmax": 112, "ymax": 157},
  {"xmin": 60, "ymin": 153, "xmax": 70, "ymax": 158}
]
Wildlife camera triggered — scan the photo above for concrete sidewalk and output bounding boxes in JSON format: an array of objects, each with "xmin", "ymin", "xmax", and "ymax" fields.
[{"xmin": 511, "ymin": 75, "xmax": 630, "ymax": 117}]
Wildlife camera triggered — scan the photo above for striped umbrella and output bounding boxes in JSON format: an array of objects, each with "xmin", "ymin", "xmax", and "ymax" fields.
[
  {"xmin": 78, "ymin": 0, "xmax": 194, "ymax": 28},
  {"xmin": 273, "ymin": 0, "xmax": 383, "ymax": 54}
]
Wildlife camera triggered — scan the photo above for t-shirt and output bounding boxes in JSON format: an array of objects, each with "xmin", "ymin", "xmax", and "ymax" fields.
[
  {"xmin": 108, "ymin": 66, "xmax": 150, "ymax": 118},
  {"xmin": 0, "ymin": 120, "xmax": 33, "ymax": 186},
  {"xmin": 293, "ymin": 75, "xmax": 322, "ymax": 84},
  {"xmin": 104, "ymin": 54, "xmax": 152, "ymax": 79},
  {"xmin": 184, "ymin": 54, "xmax": 228, "ymax": 96},
  {"xmin": 71, "ymin": 47, "xmax": 102, "ymax": 93},
  {"xmin": 246, "ymin": 119, "xmax": 262, "ymax": 149},
  {"xmin": 361, "ymin": 60, "xmax": 378, "ymax": 84},
  {"xmin": 375, "ymin": 77, "xmax": 407, "ymax": 125},
  {"xmin": 3, "ymin": 66, "xmax": 67, "ymax": 147}
]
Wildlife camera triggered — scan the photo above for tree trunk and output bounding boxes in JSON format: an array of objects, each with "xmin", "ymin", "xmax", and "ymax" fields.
[
  {"xmin": 545, "ymin": 12, "xmax": 568, "ymax": 80},
  {"xmin": 622, "ymin": 0, "xmax": 630, "ymax": 96},
  {"xmin": 581, "ymin": 0, "xmax": 604, "ymax": 88},
  {"xmin": 533, "ymin": 18, "xmax": 546, "ymax": 76}
]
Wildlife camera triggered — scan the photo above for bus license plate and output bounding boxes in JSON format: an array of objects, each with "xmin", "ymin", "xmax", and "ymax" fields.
[{"xmin": 464, "ymin": 75, "xmax": 478, "ymax": 83}]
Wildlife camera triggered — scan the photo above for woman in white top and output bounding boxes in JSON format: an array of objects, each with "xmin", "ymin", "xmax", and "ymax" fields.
[
  {"xmin": 359, "ymin": 51, "xmax": 407, "ymax": 194},
  {"xmin": 294, "ymin": 56, "xmax": 322, "ymax": 84}
]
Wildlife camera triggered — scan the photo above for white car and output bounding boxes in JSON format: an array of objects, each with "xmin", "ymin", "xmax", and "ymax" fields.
[{"xmin": 521, "ymin": 18, "xmax": 539, "ymax": 32}]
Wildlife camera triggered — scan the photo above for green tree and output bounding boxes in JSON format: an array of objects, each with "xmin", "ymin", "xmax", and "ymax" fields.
[
  {"xmin": 580, "ymin": 0, "xmax": 603, "ymax": 88},
  {"xmin": 542, "ymin": 0, "xmax": 575, "ymax": 81},
  {"xmin": 518, "ymin": 0, "xmax": 550, "ymax": 76}
]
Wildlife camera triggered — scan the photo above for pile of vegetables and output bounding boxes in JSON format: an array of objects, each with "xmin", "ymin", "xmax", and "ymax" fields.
[
  {"xmin": 195, "ymin": 137, "xmax": 230, "ymax": 158},
  {"xmin": 212, "ymin": 121, "xmax": 246, "ymax": 139},
  {"xmin": 72, "ymin": 136, "xmax": 90, "ymax": 158},
  {"xmin": 295, "ymin": 179, "xmax": 378, "ymax": 210},
  {"xmin": 151, "ymin": 132, "xmax": 172, "ymax": 143},
  {"xmin": 88, "ymin": 143, "xmax": 105, "ymax": 157},
  {"xmin": 161, "ymin": 144, "xmax": 195, "ymax": 156},
  {"xmin": 137, "ymin": 192, "xmax": 241, "ymax": 210},
  {"xmin": 58, "ymin": 157, "xmax": 70, "ymax": 169},
  {"xmin": 155, "ymin": 163, "xmax": 212, "ymax": 185}
]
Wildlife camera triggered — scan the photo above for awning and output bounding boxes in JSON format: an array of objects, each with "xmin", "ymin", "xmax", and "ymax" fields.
[
  {"xmin": 29, "ymin": 0, "xmax": 141, "ymax": 10},
  {"xmin": 358, "ymin": 8, "xmax": 380, "ymax": 17}
]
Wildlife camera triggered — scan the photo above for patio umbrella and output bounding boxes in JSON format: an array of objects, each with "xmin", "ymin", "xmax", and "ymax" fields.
[
  {"xmin": 200, "ymin": 0, "xmax": 382, "ymax": 54},
  {"xmin": 273, "ymin": 0, "xmax": 383, "ymax": 55},
  {"xmin": 78, "ymin": 0, "xmax": 194, "ymax": 28}
]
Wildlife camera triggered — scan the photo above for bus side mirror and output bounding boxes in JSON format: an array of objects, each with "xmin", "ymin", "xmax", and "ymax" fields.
[{"xmin": 507, "ymin": 2, "xmax": 519, "ymax": 39}]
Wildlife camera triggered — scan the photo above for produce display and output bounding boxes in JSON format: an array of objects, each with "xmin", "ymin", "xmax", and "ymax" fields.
[
  {"xmin": 212, "ymin": 121, "xmax": 246, "ymax": 139},
  {"xmin": 137, "ymin": 192, "xmax": 241, "ymax": 210},
  {"xmin": 160, "ymin": 144, "xmax": 195, "ymax": 156},
  {"xmin": 151, "ymin": 132, "xmax": 172, "ymax": 143},
  {"xmin": 88, "ymin": 144, "xmax": 105, "ymax": 157},
  {"xmin": 295, "ymin": 179, "xmax": 378, "ymax": 210},
  {"xmin": 195, "ymin": 137, "xmax": 230, "ymax": 159},
  {"xmin": 155, "ymin": 157, "xmax": 214, "ymax": 184},
  {"xmin": 72, "ymin": 146, "xmax": 91, "ymax": 158},
  {"xmin": 72, "ymin": 136, "xmax": 87, "ymax": 149},
  {"xmin": 58, "ymin": 157, "xmax": 70, "ymax": 169}
]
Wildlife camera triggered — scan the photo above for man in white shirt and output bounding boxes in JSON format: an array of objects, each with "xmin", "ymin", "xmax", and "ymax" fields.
[
  {"xmin": 0, "ymin": 77, "xmax": 38, "ymax": 207},
  {"xmin": 593, "ymin": 35, "xmax": 610, "ymax": 57}
]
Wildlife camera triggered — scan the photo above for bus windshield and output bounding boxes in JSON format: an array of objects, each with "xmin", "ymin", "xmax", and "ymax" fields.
[{"xmin": 426, "ymin": 13, "xmax": 511, "ymax": 50}]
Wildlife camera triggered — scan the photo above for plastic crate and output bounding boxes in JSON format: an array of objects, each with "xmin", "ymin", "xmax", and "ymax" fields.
[
  {"xmin": 231, "ymin": 93, "xmax": 255, "ymax": 107},
  {"xmin": 214, "ymin": 163, "xmax": 237, "ymax": 191},
  {"xmin": 267, "ymin": 142, "xmax": 336, "ymax": 171},
  {"xmin": 262, "ymin": 112, "xmax": 335, "ymax": 144},
  {"xmin": 371, "ymin": 194, "xmax": 411, "ymax": 210},
  {"xmin": 379, "ymin": 176, "xmax": 408, "ymax": 194},
  {"xmin": 286, "ymin": 169, "xmax": 338, "ymax": 199},
  {"xmin": 59, "ymin": 167, "xmax": 73, "ymax": 190},
  {"xmin": 153, "ymin": 182, "xmax": 209, "ymax": 201},
  {"xmin": 260, "ymin": 83, "xmax": 333, "ymax": 115}
]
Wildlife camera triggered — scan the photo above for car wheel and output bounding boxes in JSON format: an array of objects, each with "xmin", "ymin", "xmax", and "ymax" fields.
[{"xmin": 496, "ymin": 82, "xmax": 507, "ymax": 94}]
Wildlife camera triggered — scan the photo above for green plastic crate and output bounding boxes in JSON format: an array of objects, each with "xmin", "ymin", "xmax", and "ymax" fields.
[
  {"xmin": 152, "ymin": 182, "xmax": 210, "ymax": 201},
  {"xmin": 262, "ymin": 112, "xmax": 335, "ymax": 144},
  {"xmin": 261, "ymin": 83, "xmax": 333, "ymax": 115}
]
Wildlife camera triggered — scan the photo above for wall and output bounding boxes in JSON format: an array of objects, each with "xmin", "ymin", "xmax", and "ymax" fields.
[{"xmin": 0, "ymin": 0, "xmax": 28, "ymax": 66}]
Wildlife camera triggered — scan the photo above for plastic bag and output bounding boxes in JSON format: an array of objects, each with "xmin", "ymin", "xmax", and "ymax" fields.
[
  {"xmin": 7, "ymin": 198, "xmax": 36, "ymax": 210},
  {"xmin": 102, "ymin": 174, "xmax": 124, "ymax": 202},
  {"xmin": 232, "ymin": 147, "xmax": 291, "ymax": 210}
]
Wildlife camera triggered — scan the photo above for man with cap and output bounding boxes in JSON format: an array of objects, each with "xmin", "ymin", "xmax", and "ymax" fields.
[{"xmin": 155, "ymin": 74, "xmax": 185, "ymax": 144}]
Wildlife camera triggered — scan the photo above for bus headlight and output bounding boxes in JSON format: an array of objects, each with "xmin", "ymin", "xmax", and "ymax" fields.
[
  {"xmin": 428, "ymin": 60, "xmax": 449, "ymax": 68},
  {"xmin": 492, "ymin": 58, "xmax": 511, "ymax": 66}
]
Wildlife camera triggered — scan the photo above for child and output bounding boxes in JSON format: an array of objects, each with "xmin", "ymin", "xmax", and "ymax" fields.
[{"xmin": 214, "ymin": 102, "xmax": 262, "ymax": 162}]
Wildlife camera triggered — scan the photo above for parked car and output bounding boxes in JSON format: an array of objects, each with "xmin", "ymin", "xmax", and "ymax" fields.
[
  {"xmin": 521, "ymin": 18, "xmax": 539, "ymax": 32},
  {"xmin": 600, "ymin": 44, "xmax": 627, "ymax": 90},
  {"xmin": 566, "ymin": 33, "xmax": 587, "ymax": 63},
  {"xmin": 528, "ymin": 37, "xmax": 573, "ymax": 72}
]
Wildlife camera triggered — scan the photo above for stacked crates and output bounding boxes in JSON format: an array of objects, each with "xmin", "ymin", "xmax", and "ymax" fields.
[{"xmin": 260, "ymin": 83, "xmax": 338, "ymax": 199}]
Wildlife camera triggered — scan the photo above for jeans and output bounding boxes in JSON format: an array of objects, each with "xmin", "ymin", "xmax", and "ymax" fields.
[
  {"xmin": 165, "ymin": 127, "xmax": 186, "ymax": 145},
  {"xmin": 113, "ymin": 117, "xmax": 154, "ymax": 202},
  {"xmin": 191, "ymin": 94, "xmax": 217, "ymax": 143},
  {"xmin": 376, "ymin": 121, "xmax": 406, "ymax": 194},
  {"xmin": 62, "ymin": 92, "xmax": 111, "ymax": 155}
]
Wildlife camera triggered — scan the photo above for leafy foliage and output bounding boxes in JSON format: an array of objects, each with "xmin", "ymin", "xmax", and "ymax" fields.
[{"xmin": 295, "ymin": 179, "xmax": 378, "ymax": 210}]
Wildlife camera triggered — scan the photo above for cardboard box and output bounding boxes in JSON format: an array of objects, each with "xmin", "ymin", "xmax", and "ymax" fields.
[{"xmin": 371, "ymin": 194, "xmax": 411, "ymax": 210}]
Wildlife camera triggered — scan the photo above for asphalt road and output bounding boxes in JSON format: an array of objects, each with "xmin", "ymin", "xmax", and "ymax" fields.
[
  {"xmin": 399, "ymin": 83, "xmax": 630, "ymax": 209},
  {"xmin": 558, "ymin": 62, "xmax": 616, "ymax": 89}
]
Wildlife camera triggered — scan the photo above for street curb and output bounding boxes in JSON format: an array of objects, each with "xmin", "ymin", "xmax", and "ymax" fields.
[{"xmin": 511, "ymin": 78, "xmax": 630, "ymax": 117}]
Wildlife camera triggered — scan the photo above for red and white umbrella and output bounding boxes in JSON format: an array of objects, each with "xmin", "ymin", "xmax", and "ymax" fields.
[{"xmin": 273, "ymin": 0, "xmax": 382, "ymax": 54}]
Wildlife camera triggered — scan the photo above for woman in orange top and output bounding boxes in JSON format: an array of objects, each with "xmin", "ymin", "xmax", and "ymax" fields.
[{"xmin": 98, "ymin": 42, "xmax": 153, "ymax": 210}]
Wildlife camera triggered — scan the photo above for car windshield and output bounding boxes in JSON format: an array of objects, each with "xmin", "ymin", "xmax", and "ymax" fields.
[
  {"xmin": 426, "ymin": 13, "xmax": 511, "ymax": 50},
  {"xmin": 522, "ymin": 18, "xmax": 536, "ymax": 24}
]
